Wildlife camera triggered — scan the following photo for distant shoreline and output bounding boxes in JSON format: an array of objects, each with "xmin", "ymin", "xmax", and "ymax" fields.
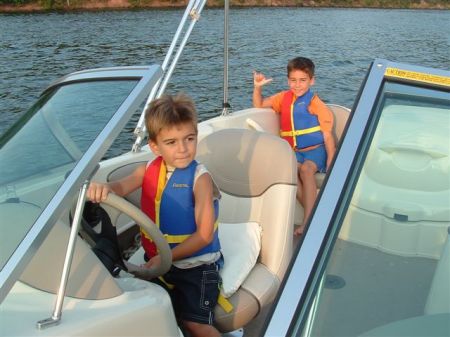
[{"xmin": 1, "ymin": 0, "xmax": 449, "ymax": 13}]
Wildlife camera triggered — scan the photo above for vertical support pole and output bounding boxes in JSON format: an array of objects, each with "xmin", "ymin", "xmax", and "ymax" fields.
[
  {"xmin": 221, "ymin": 0, "xmax": 231, "ymax": 116},
  {"xmin": 36, "ymin": 181, "xmax": 89, "ymax": 329}
]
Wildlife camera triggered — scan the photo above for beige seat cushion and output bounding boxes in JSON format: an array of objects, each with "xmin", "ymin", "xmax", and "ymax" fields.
[
  {"xmin": 197, "ymin": 129, "xmax": 297, "ymax": 332},
  {"xmin": 197, "ymin": 129, "xmax": 296, "ymax": 197}
]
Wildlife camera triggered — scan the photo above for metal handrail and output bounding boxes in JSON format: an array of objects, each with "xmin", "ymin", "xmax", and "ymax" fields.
[
  {"xmin": 132, "ymin": 0, "xmax": 207, "ymax": 152},
  {"xmin": 157, "ymin": 0, "xmax": 206, "ymax": 98},
  {"xmin": 37, "ymin": 181, "xmax": 89, "ymax": 329}
]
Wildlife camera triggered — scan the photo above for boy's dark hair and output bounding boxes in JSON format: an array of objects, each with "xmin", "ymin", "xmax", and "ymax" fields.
[
  {"xmin": 287, "ymin": 57, "xmax": 315, "ymax": 78},
  {"xmin": 145, "ymin": 93, "xmax": 198, "ymax": 142}
]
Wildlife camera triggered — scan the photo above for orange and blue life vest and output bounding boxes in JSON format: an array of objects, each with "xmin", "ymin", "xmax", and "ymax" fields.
[
  {"xmin": 280, "ymin": 90, "xmax": 324, "ymax": 149},
  {"xmin": 140, "ymin": 156, "xmax": 220, "ymax": 258}
]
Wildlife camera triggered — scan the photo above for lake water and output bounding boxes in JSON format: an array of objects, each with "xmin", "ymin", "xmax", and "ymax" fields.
[{"xmin": 1, "ymin": 8, "xmax": 449, "ymax": 154}]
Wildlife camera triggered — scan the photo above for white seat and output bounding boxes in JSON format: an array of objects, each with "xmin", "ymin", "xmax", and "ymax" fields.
[
  {"xmin": 196, "ymin": 128, "xmax": 297, "ymax": 332},
  {"xmin": 239, "ymin": 105, "xmax": 350, "ymax": 189},
  {"xmin": 315, "ymin": 104, "xmax": 350, "ymax": 188}
]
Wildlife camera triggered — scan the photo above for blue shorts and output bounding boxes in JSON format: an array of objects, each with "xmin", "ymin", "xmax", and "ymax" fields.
[
  {"xmin": 295, "ymin": 144, "xmax": 327, "ymax": 173},
  {"xmin": 155, "ymin": 262, "xmax": 221, "ymax": 325}
]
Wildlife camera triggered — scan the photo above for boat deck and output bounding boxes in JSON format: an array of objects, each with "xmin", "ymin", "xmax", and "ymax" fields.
[{"xmin": 310, "ymin": 239, "xmax": 436, "ymax": 336}]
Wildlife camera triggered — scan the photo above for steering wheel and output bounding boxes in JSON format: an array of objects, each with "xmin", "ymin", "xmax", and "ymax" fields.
[{"xmin": 97, "ymin": 194, "xmax": 172, "ymax": 280}]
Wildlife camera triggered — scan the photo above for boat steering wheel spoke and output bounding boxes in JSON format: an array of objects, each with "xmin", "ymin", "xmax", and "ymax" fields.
[{"xmin": 100, "ymin": 194, "xmax": 172, "ymax": 280}]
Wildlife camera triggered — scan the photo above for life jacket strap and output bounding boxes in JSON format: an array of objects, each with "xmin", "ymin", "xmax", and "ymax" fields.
[
  {"xmin": 158, "ymin": 276, "xmax": 175, "ymax": 290},
  {"xmin": 280, "ymin": 125, "xmax": 321, "ymax": 137},
  {"xmin": 217, "ymin": 294, "xmax": 234, "ymax": 313},
  {"xmin": 164, "ymin": 220, "xmax": 219, "ymax": 244}
]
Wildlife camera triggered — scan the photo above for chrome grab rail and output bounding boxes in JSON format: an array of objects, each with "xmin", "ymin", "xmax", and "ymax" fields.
[
  {"xmin": 132, "ymin": 0, "xmax": 207, "ymax": 152},
  {"xmin": 156, "ymin": 0, "xmax": 207, "ymax": 99},
  {"xmin": 36, "ymin": 181, "xmax": 89, "ymax": 329}
]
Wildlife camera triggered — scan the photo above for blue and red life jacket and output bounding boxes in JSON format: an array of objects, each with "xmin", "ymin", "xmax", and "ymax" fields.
[
  {"xmin": 140, "ymin": 156, "xmax": 220, "ymax": 258},
  {"xmin": 280, "ymin": 90, "xmax": 324, "ymax": 149}
]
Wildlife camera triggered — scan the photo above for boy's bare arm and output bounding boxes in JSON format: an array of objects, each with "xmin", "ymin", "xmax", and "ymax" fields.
[
  {"xmin": 87, "ymin": 164, "xmax": 146, "ymax": 203},
  {"xmin": 169, "ymin": 173, "xmax": 216, "ymax": 262},
  {"xmin": 312, "ymin": 98, "xmax": 336, "ymax": 171},
  {"xmin": 323, "ymin": 131, "xmax": 336, "ymax": 171},
  {"xmin": 253, "ymin": 71, "xmax": 274, "ymax": 108}
]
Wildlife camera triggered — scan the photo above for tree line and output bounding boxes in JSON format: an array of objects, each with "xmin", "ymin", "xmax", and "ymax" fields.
[{"xmin": 1, "ymin": 0, "xmax": 449, "ymax": 10}]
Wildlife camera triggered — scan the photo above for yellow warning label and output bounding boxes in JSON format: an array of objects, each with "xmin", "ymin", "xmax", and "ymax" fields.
[{"xmin": 385, "ymin": 67, "xmax": 450, "ymax": 88}]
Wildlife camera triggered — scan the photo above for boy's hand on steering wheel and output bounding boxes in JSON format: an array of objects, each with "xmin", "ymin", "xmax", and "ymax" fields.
[
  {"xmin": 141, "ymin": 255, "xmax": 161, "ymax": 269},
  {"xmin": 87, "ymin": 182, "xmax": 112, "ymax": 203}
]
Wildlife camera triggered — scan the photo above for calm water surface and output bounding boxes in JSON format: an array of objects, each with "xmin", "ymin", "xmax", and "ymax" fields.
[{"xmin": 1, "ymin": 8, "xmax": 449, "ymax": 154}]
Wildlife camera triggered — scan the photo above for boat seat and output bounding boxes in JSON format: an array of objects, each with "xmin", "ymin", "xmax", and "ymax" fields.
[
  {"xmin": 196, "ymin": 128, "xmax": 297, "ymax": 333},
  {"xmin": 242, "ymin": 105, "xmax": 350, "ymax": 189},
  {"xmin": 315, "ymin": 104, "xmax": 350, "ymax": 188}
]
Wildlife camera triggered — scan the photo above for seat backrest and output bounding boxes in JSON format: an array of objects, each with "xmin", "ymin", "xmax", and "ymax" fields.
[
  {"xmin": 328, "ymin": 104, "xmax": 350, "ymax": 144},
  {"xmin": 315, "ymin": 104, "xmax": 350, "ymax": 189},
  {"xmin": 197, "ymin": 128, "xmax": 297, "ymax": 277},
  {"xmin": 197, "ymin": 129, "xmax": 297, "ymax": 332}
]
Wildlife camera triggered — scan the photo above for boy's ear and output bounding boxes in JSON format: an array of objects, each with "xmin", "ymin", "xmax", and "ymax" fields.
[
  {"xmin": 310, "ymin": 76, "xmax": 315, "ymax": 86},
  {"xmin": 148, "ymin": 140, "xmax": 161, "ymax": 156}
]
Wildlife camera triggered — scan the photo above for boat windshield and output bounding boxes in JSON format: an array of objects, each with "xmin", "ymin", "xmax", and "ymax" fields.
[
  {"xmin": 1, "ymin": 81, "xmax": 137, "ymax": 186},
  {"xmin": 300, "ymin": 83, "xmax": 448, "ymax": 337},
  {"xmin": 264, "ymin": 60, "xmax": 450, "ymax": 337},
  {"xmin": 0, "ymin": 66, "xmax": 161, "ymax": 303}
]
